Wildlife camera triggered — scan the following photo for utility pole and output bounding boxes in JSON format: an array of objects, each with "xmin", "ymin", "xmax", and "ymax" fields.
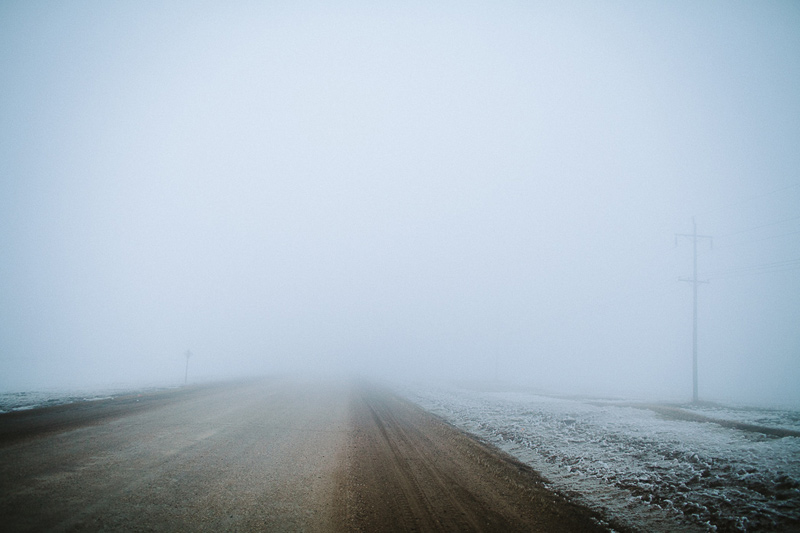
[
  {"xmin": 676, "ymin": 218, "xmax": 712, "ymax": 403},
  {"xmin": 184, "ymin": 350, "xmax": 192, "ymax": 385}
]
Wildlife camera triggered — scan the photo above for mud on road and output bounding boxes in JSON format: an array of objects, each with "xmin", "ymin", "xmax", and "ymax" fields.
[{"xmin": 0, "ymin": 379, "xmax": 618, "ymax": 532}]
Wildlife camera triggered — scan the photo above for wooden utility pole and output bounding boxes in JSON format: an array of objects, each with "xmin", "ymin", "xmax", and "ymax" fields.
[
  {"xmin": 184, "ymin": 350, "xmax": 192, "ymax": 385},
  {"xmin": 676, "ymin": 218, "xmax": 712, "ymax": 403}
]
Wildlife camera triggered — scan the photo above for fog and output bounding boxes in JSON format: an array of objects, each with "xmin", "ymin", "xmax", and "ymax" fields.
[{"xmin": 1, "ymin": 1, "xmax": 799, "ymax": 406}]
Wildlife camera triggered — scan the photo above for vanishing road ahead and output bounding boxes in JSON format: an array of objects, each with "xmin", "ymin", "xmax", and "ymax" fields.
[{"xmin": 0, "ymin": 379, "xmax": 614, "ymax": 532}]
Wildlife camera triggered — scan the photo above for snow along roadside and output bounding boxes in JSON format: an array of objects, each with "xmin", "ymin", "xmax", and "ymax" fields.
[{"xmin": 403, "ymin": 385, "xmax": 800, "ymax": 533}]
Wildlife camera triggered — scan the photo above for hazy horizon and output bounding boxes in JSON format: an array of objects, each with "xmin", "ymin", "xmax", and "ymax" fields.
[{"xmin": 2, "ymin": 1, "xmax": 799, "ymax": 407}]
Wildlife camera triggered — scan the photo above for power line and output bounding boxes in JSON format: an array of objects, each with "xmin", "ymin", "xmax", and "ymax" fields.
[
  {"xmin": 711, "ymin": 257, "xmax": 800, "ymax": 273},
  {"xmin": 705, "ymin": 265, "xmax": 800, "ymax": 279},
  {"xmin": 703, "ymin": 183, "xmax": 800, "ymax": 218},
  {"xmin": 704, "ymin": 228, "xmax": 800, "ymax": 253},
  {"xmin": 701, "ymin": 258, "xmax": 800, "ymax": 279},
  {"xmin": 724, "ymin": 268, "xmax": 799, "ymax": 279},
  {"xmin": 716, "ymin": 214, "xmax": 800, "ymax": 239},
  {"xmin": 738, "ymin": 183, "xmax": 800, "ymax": 205}
]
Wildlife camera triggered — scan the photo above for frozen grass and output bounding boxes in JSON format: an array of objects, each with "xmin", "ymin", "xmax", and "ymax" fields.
[
  {"xmin": 404, "ymin": 385, "xmax": 800, "ymax": 532},
  {"xmin": 0, "ymin": 386, "xmax": 176, "ymax": 413}
]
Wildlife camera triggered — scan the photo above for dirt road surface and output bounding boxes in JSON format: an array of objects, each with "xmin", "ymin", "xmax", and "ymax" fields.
[{"xmin": 0, "ymin": 379, "xmax": 617, "ymax": 532}]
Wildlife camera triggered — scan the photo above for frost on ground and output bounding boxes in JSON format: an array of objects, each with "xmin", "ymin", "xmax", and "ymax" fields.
[
  {"xmin": 0, "ymin": 386, "xmax": 174, "ymax": 413},
  {"xmin": 404, "ymin": 385, "xmax": 800, "ymax": 533}
]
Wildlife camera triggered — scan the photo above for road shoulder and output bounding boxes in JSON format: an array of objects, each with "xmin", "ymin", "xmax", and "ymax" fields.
[{"xmin": 335, "ymin": 385, "xmax": 625, "ymax": 532}]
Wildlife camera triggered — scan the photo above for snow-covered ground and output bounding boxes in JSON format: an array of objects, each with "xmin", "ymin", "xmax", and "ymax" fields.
[
  {"xmin": 405, "ymin": 385, "xmax": 800, "ymax": 532},
  {"xmin": 0, "ymin": 386, "xmax": 175, "ymax": 414}
]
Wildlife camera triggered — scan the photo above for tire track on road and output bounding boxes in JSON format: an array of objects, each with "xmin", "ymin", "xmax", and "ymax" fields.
[{"xmin": 339, "ymin": 385, "xmax": 619, "ymax": 532}]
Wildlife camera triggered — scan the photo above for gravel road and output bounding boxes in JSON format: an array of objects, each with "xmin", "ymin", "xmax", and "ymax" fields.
[{"xmin": 0, "ymin": 379, "xmax": 615, "ymax": 532}]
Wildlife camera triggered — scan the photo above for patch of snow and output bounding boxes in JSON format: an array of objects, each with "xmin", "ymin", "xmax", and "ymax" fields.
[
  {"xmin": 404, "ymin": 385, "xmax": 800, "ymax": 533},
  {"xmin": 679, "ymin": 404, "xmax": 800, "ymax": 434},
  {"xmin": 0, "ymin": 386, "xmax": 173, "ymax": 413}
]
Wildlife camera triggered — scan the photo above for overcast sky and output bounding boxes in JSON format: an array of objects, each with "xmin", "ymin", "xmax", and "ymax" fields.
[{"xmin": 1, "ymin": 1, "xmax": 799, "ymax": 406}]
